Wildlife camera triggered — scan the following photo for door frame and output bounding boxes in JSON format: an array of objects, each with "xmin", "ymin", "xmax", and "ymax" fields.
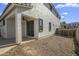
[{"xmin": 27, "ymin": 20, "xmax": 34, "ymax": 37}]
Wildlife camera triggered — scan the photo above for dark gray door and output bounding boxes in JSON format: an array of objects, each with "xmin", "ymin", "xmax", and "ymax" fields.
[{"xmin": 27, "ymin": 21, "xmax": 34, "ymax": 36}]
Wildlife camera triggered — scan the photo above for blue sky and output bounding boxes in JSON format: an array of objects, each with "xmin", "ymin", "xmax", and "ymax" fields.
[
  {"xmin": 0, "ymin": 3, "xmax": 79, "ymax": 23},
  {"xmin": 53, "ymin": 3, "xmax": 79, "ymax": 23},
  {"xmin": 0, "ymin": 3, "xmax": 7, "ymax": 16}
]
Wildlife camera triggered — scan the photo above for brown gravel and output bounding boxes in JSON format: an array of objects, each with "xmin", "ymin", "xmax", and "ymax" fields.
[{"xmin": 2, "ymin": 36, "xmax": 77, "ymax": 56}]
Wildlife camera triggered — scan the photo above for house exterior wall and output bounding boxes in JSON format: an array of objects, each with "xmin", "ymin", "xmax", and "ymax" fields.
[
  {"xmin": 1, "ymin": 9, "xmax": 16, "ymax": 38},
  {"xmin": 22, "ymin": 20, "xmax": 27, "ymax": 37},
  {"xmin": 22, "ymin": 3, "xmax": 60, "ymax": 38},
  {"xmin": 0, "ymin": 7, "xmax": 27, "ymax": 39},
  {"xmin": 0, "ymin": 19, "xmax": 7, "ymax": 38},
  {"xmin": 0, "ymin": 3, "xmax": 60, "ymax": 39},
  {"xmin": 38, "ymin": 4, "xmax": 60, "ymax": 38},
  {"xmin": 0, "ymin": 21, "xmax": 2, "ymax": 37},
  {"xmin": 7, "ymin": 17, "xmax": 27, "ymax": 39},
  {"xmin": 7, "ymin": 17, "xmax": 15, "ymax": 39}
]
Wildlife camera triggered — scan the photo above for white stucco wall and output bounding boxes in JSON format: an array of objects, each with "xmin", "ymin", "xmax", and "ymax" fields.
[
  {"xmin": 0, "ymin": 19, "xmax": 7, "ymax": 38},
  {"xmin": 2, "ymin": 7, "xmax": 17, "ymax": 39},
  {"xmin": 7, "ymin": 17, "xmax": 27, "ymax": 39},
  {"xmin": 0, "ymin": 21, "xmax": 3, "ymax": 37},
  {"xmin": 7, "ymin": 17, "xmax": 15, "ymax": 39},
  {"xmin": 22, "ymin": 20, "xmax": 27, "ymax": 37},
  {"xmin": 0, "ymin": 21, "xmax": 2, "ymax": 37},
  {"xmin": 22, "ymin": 3, "xmax": 60, "ymax": 38},
  {"xmin": 1, "ymin": 3, "xmax": 60, "ymax": 39}
]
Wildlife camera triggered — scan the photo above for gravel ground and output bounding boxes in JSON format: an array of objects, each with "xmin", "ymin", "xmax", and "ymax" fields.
[{"xmin": 2, "ymin": 36, "xmax": 77, "ymax": 56}]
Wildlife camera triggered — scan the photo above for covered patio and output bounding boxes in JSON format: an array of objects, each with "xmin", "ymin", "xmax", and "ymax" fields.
[
  {"xmin": 0, "ymin": 4, "xmax": 39, "ymax": 46},
  {"xmin": 1, "ymin": 12, "xmax": 38, "ymax": 46}
]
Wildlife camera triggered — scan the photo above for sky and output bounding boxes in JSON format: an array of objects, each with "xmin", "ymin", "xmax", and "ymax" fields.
[
  {"xmin": 0, "ymin": 3, "xmax": 79, "ymax": 23},
  {"xmin": 0, "ymin": 3, "xmax": 7, "ymax": 16},
  {"xmin": 53, "ymin": 3, "xmax": 79, "ymax": 23}
]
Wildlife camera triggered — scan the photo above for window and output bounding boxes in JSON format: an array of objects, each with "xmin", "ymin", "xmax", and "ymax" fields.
[
  {"xmin": 38, "ymin": 18, "xmax": 43, "ymax": 32},
  {"xmin": 49, "ymin": 22, "xmax": 51, "ymax": 31},
  {"xmin": 3, "ymin": 20, "xmax": 5, "ymax": 26}
]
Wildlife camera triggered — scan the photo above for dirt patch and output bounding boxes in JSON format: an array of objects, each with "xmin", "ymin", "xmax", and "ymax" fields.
[{"xmin": 1, "ymin": 36, "xmax": 77, "ymax": 56}]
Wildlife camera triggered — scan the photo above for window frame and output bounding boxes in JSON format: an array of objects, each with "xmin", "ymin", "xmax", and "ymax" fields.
[{"xmin": 38, "ymin": 18, "xmax": 43, "ymax": 32}]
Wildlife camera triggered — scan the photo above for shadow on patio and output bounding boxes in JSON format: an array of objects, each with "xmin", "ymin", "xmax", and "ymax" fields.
[
  {"xmin": 22, "ymin": 37, "xmax": 35, "ymax": 42},
  {"xmin": 0, "ymin": 37, "xmax": 16, "ymax": 48},
  {"xmin": 0, "ymin": 37, "xmax": 35, "ymax": 48}
]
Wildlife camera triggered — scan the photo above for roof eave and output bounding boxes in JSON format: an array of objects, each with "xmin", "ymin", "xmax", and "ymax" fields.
[
  {"xmin": 50, "ymin": 3, "xmax": 61, "ymax": 19},
  {"xmin": 1, "ymin": 3, "xmax": 11, "ymax": 16},
  {"xmin": 0, "ymin": 3, "xmax": 12, "ymax": 21}
]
